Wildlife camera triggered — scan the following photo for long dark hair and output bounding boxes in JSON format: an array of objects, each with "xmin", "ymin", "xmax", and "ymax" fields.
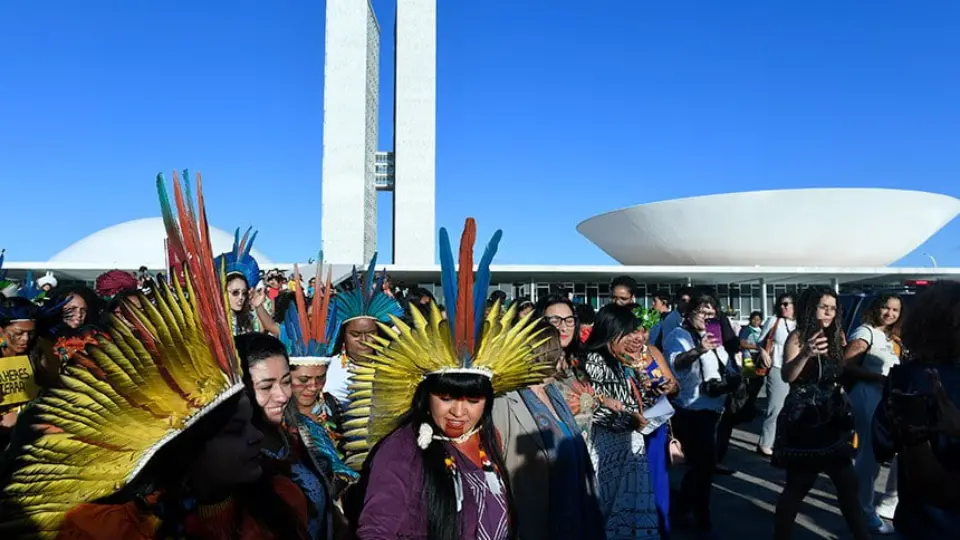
[
  {"xmin": 861, "ymin": 292, "xmax": 903, "ymax": 338},
  {"xmin": 235, "ymin": 332, "xmax": 291, "ymax": 433},
  {"xmin": 37, "ymin": 285, "xmax": 104, "ymax": 338},
  {"xmin": 227, "ymin": 275, "xmax": 256, "ymax": 335},
  {"xmin": 534, "ymin": 295, "xmax": 583, "ymax": 363},
  {"xmin": 234, "ymin": 332, "xmax": 324, "ymax": 535},
  {"xmin": 98, "ymin": 392, "xmax": 308, "ymax": 539},
  {"xmin": 795, "ymin": 286, "xmax": 844, "ymax": 362},
  {"xmin": 901, "ymin": 282, "xmax": 960, "ymax": 363},
  {"xmin": 583, "ymin": 303, "xmax": 638, "ymax": 372},
  {"xmin": 361, "ymin": 372, "xmax": 516, "ymax": 540}
]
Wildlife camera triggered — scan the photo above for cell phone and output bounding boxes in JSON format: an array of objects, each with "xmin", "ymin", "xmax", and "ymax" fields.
[{"xmin": 705, "ymin": 319, "xmax": 723, "ymax": 344}]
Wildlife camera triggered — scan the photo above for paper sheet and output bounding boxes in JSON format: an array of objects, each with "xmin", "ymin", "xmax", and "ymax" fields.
[{"xmin": 640, "ymin": 395, "xmax": 676, "ymax": 435}]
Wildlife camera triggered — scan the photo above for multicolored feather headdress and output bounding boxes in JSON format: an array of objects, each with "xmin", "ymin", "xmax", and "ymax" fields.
[
  {"xmin": 331, "ymin": 253, "xmax": 403, "ymax": 330},
  {"xmin": 0, "ymin": 170, "xmax": 244, "ymax": 539},
  {"xmin": 282, "ymin": 254, "xmax": 337, "ymax": 365},
  {"xmin": 213, "ymin": 226, "xmax": 261, "ymax": 289},
  {"xmin": 341, "ymin": 218, "xmax": 548, "ymax": 467}
]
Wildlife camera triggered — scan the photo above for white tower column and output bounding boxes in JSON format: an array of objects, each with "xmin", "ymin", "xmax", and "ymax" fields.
[
  {"xmin": 392, "ymin": 0, "xmax": 437, "ymax": 264},
  {"xmin": 321, "ymin": 0, "xmax": 380, "ymax": 265}
]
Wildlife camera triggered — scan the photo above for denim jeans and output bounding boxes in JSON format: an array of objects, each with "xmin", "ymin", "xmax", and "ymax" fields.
[{"xmin": 759, "ymin": 367, "xmax": 790, "ymax": 449}]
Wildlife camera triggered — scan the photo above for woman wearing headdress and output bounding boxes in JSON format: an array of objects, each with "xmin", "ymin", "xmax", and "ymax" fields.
[
  {"xmin": 491, "ymin": 319, "xmax": 605, "ymax": 540},
  {"xmin": 322, "ymin": 254, "xmax": 403, "ymax": 415},
  {"xmin": 584, "ymin": 303, "xmax": 676, "ymax": 539},
  {"xmin": 348, "ymin": 219, "xmax": 547, "ymax": 540},
  {"xmin": 629, "ymin": 305, "xmax": 679, "ymax": 539},
  {"xmin": 0, "ymin": 267, "xmax": 73, "ymax": 448},
  {"xmin": 214, "ymin": 227, "xmax": 280, "ymax": 337},
  {"xmin": 0, "ymin": 170, "xmax": 309, "ymax": 540},
  {"xmin": 0, "ymin": 294, "xmax": 43, "ymax": 447},
  {"xmin": 236, "ymin": 331, "xmax": 347, "ymax": 540},
  {"xmin": 280, "ymin": 262, "xmax": 349, "ymax": 454}
]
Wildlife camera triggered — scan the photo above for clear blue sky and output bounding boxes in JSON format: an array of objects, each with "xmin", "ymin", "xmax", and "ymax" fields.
[{"xmin": 2, "ymin": 1, "xmax": 960, "ymax": 267}]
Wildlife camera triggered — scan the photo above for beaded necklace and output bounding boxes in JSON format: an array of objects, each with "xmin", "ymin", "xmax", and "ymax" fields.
[{"xmin": 443, "ymin": 440, "xmax": 502, "ymax": 512}]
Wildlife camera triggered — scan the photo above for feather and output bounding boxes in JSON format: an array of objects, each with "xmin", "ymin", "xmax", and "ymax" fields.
[
  {"xmin": 455, "ymin": 219, "xmax": 477, "ymax": 361},
  {"xmin": 438, "ymin": 227, "xmax": 458, "ymax": 343},
  {"xmin": 472, "ymin": 229, "xmax": 502, "ymax": 342},
  {"xmin": 363, "ymin": 255, "xmax": 378, "ymax": 312}
]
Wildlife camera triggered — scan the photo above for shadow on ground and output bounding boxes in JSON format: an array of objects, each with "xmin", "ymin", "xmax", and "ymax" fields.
[{"xmin": 670, "ymin": 398, "xmax": 890, "ymax": 540}]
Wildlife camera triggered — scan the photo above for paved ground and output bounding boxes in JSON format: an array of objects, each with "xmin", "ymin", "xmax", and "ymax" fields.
[{"xmin": 671, "ymin": 403, "xmax": 892, "ymax": 540}]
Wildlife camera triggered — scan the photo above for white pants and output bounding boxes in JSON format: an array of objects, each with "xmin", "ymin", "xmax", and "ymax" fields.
[{"xmin": 850, "ymin": 381, "xmax": 898, "ymax": 516}]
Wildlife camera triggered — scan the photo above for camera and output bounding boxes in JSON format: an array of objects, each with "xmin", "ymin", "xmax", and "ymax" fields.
[{"xmin": 700, "ymin": 373, "xmax": 742, "ymax": 398}]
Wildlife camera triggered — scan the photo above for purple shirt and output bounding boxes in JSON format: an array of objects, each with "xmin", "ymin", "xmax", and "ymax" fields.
[{"xmin": 356, "ymin": 425, "xmax": 509, "ymax": 540}]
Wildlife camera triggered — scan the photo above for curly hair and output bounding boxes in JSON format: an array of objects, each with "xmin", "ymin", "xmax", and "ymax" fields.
[
  {"xmin": 795, "ymin": 286, "xmax": 844, "ymax": 362},
  {"xmin": 860, "ymin": 293, "xmax": 904, "ymax": 339},
  {"xmin": 901, "ymin": 282, "xmax": 960, "ymax": 363}
]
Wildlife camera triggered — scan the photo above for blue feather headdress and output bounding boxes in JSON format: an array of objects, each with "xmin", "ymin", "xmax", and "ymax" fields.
[
  {"xmin": 282, "ymin": 254, "xmax": 338, "ymax": 365},
  {"xmin": 18, "ymin": 271, "xmax": 45, "ymax": 303},
  {"xmin": 213, "ymin": 227, "xmax": 261, "ymax": 289},
  {"xmin": 331, "ymin": 253, "xmax": 403, "ymax": 335}
]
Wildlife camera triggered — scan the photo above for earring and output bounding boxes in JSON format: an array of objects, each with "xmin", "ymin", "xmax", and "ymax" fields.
[{"xmin": 417, "ymin": 423, "xmax": 434, "ymax": 450}]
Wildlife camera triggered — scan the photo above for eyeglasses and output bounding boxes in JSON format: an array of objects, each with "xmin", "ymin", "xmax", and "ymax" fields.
[
  {"xmin": 780, "ymin": 302, "xmax": 793, "ymax": 307},
  {"xmin": 817, "ymin": 304, "xmax": 837, "ymax": 313},
  {"xmin": 545, "ymin": 315, "xmax": 578, "ymax": 328}
]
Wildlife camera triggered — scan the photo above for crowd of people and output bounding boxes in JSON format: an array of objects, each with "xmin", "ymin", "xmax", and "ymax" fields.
[{"xmin": 0, "ymin": 174, "xmax": 959, "ymax": 539}]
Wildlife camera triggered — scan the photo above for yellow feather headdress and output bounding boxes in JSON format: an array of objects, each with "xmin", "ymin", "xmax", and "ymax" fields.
[
  {"xmin": 0, "ymin": 170, "xmax": 243, "ymax": 539},
  {"xmin": 341, "ymin": 218, "xmax": 548, "ymax": 469}
]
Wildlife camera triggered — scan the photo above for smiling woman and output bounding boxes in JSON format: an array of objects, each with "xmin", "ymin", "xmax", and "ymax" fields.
[{"xmin": 236, "ymin": 331, "xmax": 334, "ymax": 540}]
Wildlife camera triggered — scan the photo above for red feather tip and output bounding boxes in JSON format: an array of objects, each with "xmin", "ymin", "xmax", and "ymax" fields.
[
  {"xmin": 455, "ymin": 218, "xmax": 477, "ymax": 356},
  {"xmin": 167, "ymin": 171, "xmax": 239, "ymax": 382}
]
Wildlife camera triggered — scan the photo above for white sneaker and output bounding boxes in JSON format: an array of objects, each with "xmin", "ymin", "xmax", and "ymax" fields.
[
  {"xmin": 876, "ymin": 498, "xmax": 898, "ymax": 521},
  {"xmin": 868, "ymin": 514, "xmax": 895, "ymax": 535}
]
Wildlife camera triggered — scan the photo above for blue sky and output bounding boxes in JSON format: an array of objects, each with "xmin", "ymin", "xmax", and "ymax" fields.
[{"xmin": 2, "ymin": 1, "xmax": 960, "ymax": 267}]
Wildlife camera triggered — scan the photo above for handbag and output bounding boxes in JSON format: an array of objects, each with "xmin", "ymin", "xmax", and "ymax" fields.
[
  {"xmin": 762, "ymin": 317, "xmax": 782, "ymax": 356},
  {"xmin": 667, "ymin": 420, "xmax": 685, "ymax": 466},
  {"xmin": 772, "ymin": 355, "xmax": 856, "ymax": 469}
]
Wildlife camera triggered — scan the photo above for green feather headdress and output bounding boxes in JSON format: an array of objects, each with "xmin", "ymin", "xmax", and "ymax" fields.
[{"xmin": 633, "ymin": 306, "xmax": 661, "ymax": 330}]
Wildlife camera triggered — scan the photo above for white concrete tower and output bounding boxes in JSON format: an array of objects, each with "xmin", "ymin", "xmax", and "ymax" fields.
[
  {"xmin": 321, "ymin": 0, "xmax": 381, "ymax": 265},
  {"xmin": 392, "ymin": 0, "xmax": 437, "ymax": 264}
]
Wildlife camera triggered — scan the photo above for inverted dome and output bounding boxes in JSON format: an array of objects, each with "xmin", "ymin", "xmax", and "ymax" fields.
[
  {"xmin": 49, "ymin": 218, "xmax": 274, "ymax": 270},
  {"xmin": 577, "ymin": 188, "xmax": 960, "ymax": 267}
]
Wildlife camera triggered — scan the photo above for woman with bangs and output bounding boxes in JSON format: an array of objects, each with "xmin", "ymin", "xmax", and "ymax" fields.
[
  {"xmin": 358, "ymin": 371, "xmax": 515, "ymax": 540},
  {"xmin": 351, "ymin": 218, "xmax": 547, "ymax": 540},
  {"xmin": 236, "ymin": 332, "xmax": 339, "ymax": 540},
  {"xmin": 584, "ymin": 303, "xmax": 670, "ymax": 539}
]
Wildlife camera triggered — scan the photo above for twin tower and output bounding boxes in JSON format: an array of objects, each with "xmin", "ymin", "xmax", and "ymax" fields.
[{"xmin": 321, "ymin": 0, "xmax": 436, "ymax": 266}]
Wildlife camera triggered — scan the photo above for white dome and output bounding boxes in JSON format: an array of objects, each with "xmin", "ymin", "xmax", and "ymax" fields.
[
  {"xmin": 49, "ymin": 218, "xmax": 274, "ymax": 269},
  {"xmin": 577, "ymin": 188, "xmax": 960, "ymax": 267}
]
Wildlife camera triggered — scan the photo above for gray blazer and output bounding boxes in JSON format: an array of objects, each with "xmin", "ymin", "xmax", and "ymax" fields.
[{"xmin": 492, "ymin": 388, "xmax": 600, "ymax": 540}]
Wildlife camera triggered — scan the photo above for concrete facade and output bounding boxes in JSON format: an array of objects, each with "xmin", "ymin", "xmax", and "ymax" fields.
[
  {"xmin": 321, "ymin": 0, "xmax": 380, "ymax": 265},
  {"xmin": 392, "ymin": 0, "xmax": 437, "ymax": 265}
]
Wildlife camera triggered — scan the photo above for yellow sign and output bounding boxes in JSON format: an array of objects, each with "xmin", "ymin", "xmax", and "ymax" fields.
[{"xmin": 0, "ymin": 355, "xmax": 39, "ymax": 407}]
